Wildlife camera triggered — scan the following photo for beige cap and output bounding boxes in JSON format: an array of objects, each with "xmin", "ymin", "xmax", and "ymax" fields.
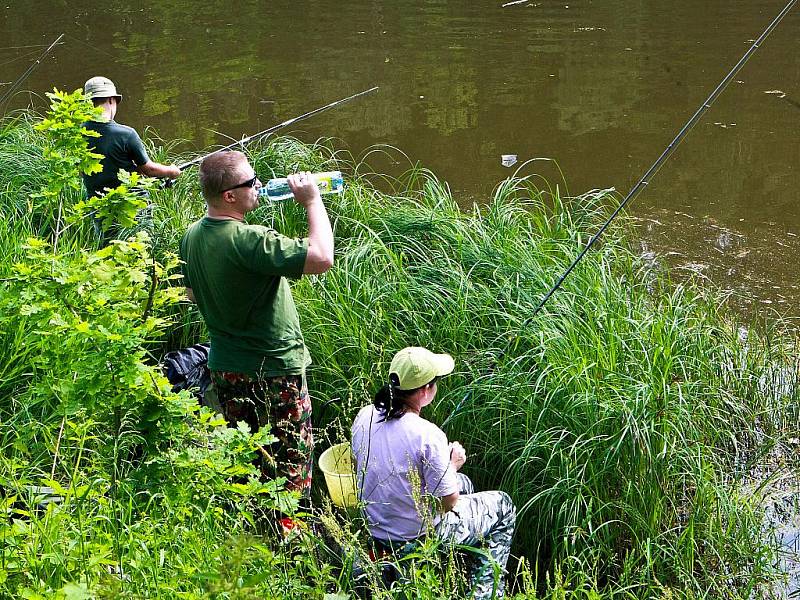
[
  {"xmin": 390, "ymin": 347, "xmax": 455, "ymax": 390},
  {"xmin": 83, "ymin": 76, "xmax": 122, "ymax": 102}
]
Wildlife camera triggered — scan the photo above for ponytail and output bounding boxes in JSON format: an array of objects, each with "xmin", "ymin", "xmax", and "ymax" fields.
[{"xmin": 374, "ymin": 373, "xmax": 409, "ymax": 422}]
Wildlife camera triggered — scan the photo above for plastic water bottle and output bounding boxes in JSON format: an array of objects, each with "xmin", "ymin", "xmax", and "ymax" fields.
[{"xmin": 258, "ymin": 171, "xmax": 344, "ymax": 202}]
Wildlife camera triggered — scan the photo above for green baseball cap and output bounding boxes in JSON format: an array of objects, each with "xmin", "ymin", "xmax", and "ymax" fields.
[
  {"xmin": 84, "ymin": 76, "xmax": 122, "ymax": 102},
  {"xmin": 390, "ymin": 347, "xmax": 455, "ymax": 390}
]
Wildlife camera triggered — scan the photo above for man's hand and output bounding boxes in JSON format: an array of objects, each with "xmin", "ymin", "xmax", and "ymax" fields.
[
  {"xmin": 449, "ymin": 441, "xmax": 466, "ymax": 471},
  {"xmin": 287, "ymin": 172, "xmax": 323, "ymax": 207},
  {"xmin": 291, "ymin": 171, "xmax": 334, "ymax": 274}
]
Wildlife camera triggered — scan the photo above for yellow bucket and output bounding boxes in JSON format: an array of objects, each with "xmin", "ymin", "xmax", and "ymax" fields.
[{"xmin": 319, "ymin": 442, "xmax": 358, "ymax": 508}]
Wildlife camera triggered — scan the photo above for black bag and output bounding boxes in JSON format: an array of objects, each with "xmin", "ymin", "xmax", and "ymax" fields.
[{"xmin": 162, "ymin": 343, "xmax": 211, "ymax": 401}]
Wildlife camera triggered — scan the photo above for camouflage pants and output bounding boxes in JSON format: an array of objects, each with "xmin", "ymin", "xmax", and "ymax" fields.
[
  {"xmin": 436, "ymin": 473, "xmax": 516, "ymax": 600},
  {"xmin": 210, "ymin": 371, "xmax": 313, "ymax": 497}
]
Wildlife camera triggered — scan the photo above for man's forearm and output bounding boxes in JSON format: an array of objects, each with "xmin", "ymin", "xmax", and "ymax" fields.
[
  {"xmin": 304, "ymin": 198, "xmax": 334, "ymax": 274},
  {"xmin": 139, "ymin": 161, "xmax": 181, "ymax": 179}
]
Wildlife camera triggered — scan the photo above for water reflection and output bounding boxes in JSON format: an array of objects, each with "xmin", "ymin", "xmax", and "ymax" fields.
[
  {"xmin": 637, "ymin": 209, "xmax": 800, "ymax": 316},
  {"xmin": 1, "ymin": 0, "xmax": 798, "ymax": 317}
]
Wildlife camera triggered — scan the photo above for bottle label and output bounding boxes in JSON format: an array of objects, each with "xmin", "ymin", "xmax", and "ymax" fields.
[{"xmin": 261, "ymin": 171, "xmax": 344, "ymax": 201}]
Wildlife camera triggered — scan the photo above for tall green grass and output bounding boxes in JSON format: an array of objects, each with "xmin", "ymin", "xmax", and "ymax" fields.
[
  {"xmin": 237, "ymin": 141, "xmax": 796, "ymax": 595},
  {"xmin": 1, "ymin": 111, "xmax": 797, "ymax": 598}
]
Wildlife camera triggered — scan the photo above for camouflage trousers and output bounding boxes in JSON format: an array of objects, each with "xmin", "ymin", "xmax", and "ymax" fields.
[
  {"xmin": 210, "ymin": 371, "xmax": 313, "ymax": 497},
  {"xmin": 436, "ymin": 473, "xmax": 516, "ymax": 600}
]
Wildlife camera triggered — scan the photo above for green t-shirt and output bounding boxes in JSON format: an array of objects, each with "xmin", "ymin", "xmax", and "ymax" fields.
[
  {"xmin": 82, "ymin": 119, "xmax": 150, "ymax": 198},
  {"xmin": 180, "ymin": 217, "xmax": 311, "ymax": 377}
]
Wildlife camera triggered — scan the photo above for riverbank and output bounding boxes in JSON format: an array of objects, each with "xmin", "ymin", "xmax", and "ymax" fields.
[{"xmin": 1, "ymin": 98, "xmax": 798, "ymax": 598}]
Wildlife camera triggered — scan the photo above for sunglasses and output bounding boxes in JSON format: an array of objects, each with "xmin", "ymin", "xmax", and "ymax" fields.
[{"xmin": 222, "ymin": 174, "xmax": 259, "ymax": 193}]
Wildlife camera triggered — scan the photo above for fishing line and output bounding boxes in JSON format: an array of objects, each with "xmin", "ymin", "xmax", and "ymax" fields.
[
  {"xmin": 0, "ymin": 34, "xmax": 64, "ymax": 108},
  {"xmin": 524, "ymin": 0, "xmax": 797, "ymax": 322},
  {"xmin": 176, "ymin": 86, "xmax": 380, "ymax": 171},
  {"xmin": 0, "ymin": 48, "xmax": 48, "ymax": 70},
  {"xmin": 0, "ymin": 44, "xmax": 55, "ymax": 51}
]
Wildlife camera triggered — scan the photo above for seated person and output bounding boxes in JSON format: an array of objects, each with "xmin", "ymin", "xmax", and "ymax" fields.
[{"xmin": 351, "ymin": 347, "xmax": 516, "ymax": 600}]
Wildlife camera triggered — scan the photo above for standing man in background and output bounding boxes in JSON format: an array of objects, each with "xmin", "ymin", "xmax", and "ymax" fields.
[
  {"xmin": 82, "ymin": 76, "xmax": 181, "ymax": 198},
  {"xmin": 180, "ymin": 150, "xmax": 333, "ymax": 504},
  {"xmin": 82, "ymin": 76, "xmax": 181, "ymax": 243}
]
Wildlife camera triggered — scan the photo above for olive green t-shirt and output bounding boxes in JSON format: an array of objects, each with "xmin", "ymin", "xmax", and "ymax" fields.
[
  {"xmin": 180, "ymin": 217, "xmax": 311, "ymax": 377},
  {"xmin": 82, "ymin": 119, "xmax": 150, "ymax": 198}
]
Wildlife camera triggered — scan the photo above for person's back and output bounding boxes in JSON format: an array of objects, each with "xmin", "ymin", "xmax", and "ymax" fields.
[
  {"xmin": 80, "ymin": 76, "xmax": 181, "ymax": 199},
  {"xmin": 352, "ymin": 404, "xmax": 457, "ymax": 541},
  {"xmin": 180, "ymin": 216, "xmax": 309, "ymax": 376},
  {"xmin": 351, "ymin": 347, "xmax": 516, "ymax": 600},
  {"xmin": 82, "ymin": 119, "xmax": 149, "ymax": 198}
]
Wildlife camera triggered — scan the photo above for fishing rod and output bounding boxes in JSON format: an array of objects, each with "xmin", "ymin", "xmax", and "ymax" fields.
[
  {"xmin": 177, "ymin": 86, "xmax": 379, "ymax": 171},
  {"xmin": 524, "ymin": 0, "xmax": 797, "ymax": 323},
  {"xmin": 441, "ymin": 392, "xmax": 470, "ymax": 429},
  {"xmin": 0, "ymin": 33, "xmax": 64, "ymax": 108}
]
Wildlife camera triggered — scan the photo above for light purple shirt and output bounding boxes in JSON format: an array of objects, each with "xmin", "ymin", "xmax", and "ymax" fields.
[{"xmin": 351, "ymin": 405, "xmax": 459, "ymax": 541}]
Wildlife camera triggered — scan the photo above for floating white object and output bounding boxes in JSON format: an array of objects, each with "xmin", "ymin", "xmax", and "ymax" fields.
[{"xmin": 501, "ymin": 154, "xmax": 517, "ymax": 167}]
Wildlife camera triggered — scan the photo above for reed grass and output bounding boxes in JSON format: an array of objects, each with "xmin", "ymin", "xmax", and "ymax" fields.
[
  {"xmin": 1, "ymin": 112, "xmax": 797, "ymax": 598},
  {"xmin": 236, "ymin": 140, "xmax": 796, "ymax": 596}
]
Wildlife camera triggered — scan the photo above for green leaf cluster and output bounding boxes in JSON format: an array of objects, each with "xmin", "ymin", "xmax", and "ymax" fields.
[
  {"xmin": 1, "ymin": 233, "xmax": 179, "ymax": 416},
  {"xmin": 0, "ymin": 95, "xmax": 314, "ymax": 598},
  {"xmin": 34, "ymin": 89, "xmax": 102, "ymax": 204},
  {"xmin": 72, "ymin": 170, "xmax": 157, "ymax": 233}
]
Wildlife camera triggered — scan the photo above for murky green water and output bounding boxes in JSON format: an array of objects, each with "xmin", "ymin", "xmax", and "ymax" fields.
[{"xmin": 2, "ymin": 0, "xmax": 799, "ymax": 316}]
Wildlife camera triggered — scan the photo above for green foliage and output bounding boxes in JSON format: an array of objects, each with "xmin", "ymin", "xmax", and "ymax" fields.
[
  {"xmin": 0, "ymin": 100, "xmax": 316, "ymax": 599},
  {"xmin": 0, "ymin": 233, "xmax": 179, "ymax": 417},
  {"xmin": 33, "ymin": 88, "xmax": 102, "ymax": 203},
  {"xmin": 73, "ymin": 170, "xmax": 157, "ymax": 233},
  {"xmin": 0, "ymin": 106, "xmax": 797, "ymax": 599}
]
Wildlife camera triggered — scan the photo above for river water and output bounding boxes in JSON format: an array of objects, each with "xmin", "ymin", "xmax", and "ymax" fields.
[{"xmin": 3, "ymin": 1, "xmax": 799, "ymax": 317}]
